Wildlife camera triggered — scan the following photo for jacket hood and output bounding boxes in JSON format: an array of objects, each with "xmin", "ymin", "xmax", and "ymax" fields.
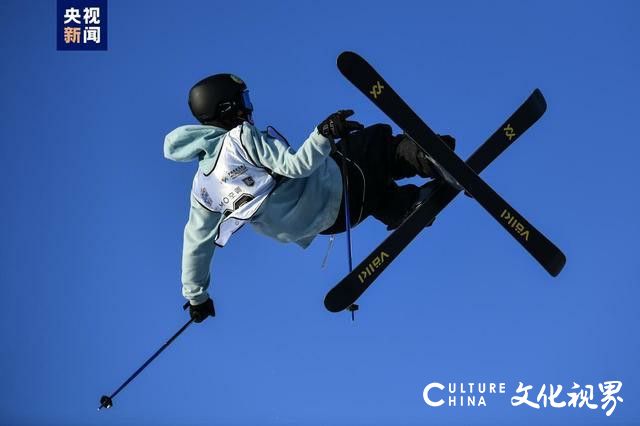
[{"xmin": 164, "ymin": 125, "xmax": 228, "ymax": 173}]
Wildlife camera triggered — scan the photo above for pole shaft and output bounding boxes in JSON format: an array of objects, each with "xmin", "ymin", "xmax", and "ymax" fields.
[
  {"xmin": 340, "ymin": 138, "xmax": 354, "ymax": 273},
  {"xmin": 106, "ymin": 318, "xmax": 194, "ymax": 402}
]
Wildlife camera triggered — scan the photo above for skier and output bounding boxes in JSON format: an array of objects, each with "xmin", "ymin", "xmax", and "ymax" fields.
[{"xmin": 164, "ymin": 73, "xmax": 455, "ymax": 322}]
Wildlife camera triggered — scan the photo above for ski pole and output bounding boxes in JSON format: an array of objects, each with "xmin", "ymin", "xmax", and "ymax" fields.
[
  {"xmin": 338, "ymin": 136, "xmax": 359, "ymax": 320},
  {"xmin": 340, "ymin": 142, "xmax": 353, "ymax": 272},
  {"xmin": 98, "ymin": 314, "xmax": 194, "ymax": 410}
]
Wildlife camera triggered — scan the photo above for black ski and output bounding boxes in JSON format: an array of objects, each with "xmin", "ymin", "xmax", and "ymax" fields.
[
  {"xmin": 337, "ymin": 51, "xmax": 566, "ymax": 277},
  {"xmin": 325, "ymin": 87, "xmax": 549, "ymax": 312}
]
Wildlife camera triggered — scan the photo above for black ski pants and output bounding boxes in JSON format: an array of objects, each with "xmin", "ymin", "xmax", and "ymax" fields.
[{"xmin": 320, "ymin": 124, "xmax": 431, "ymax": 234}]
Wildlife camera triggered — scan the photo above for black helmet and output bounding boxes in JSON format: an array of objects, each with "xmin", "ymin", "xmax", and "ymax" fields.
[{"xmin": 188, "ymin": 73, "xmax": 253, "ymax": 124}]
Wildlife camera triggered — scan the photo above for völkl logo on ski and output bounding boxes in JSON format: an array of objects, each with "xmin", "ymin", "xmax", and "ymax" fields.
[
  {"xmin": 503, "ymin": 124, "xmax": 516, "ymax": 141},
  {"xmin": 500, "ymin": 209, "xmax": 530, "ymax": 241},
  {"xmin": 370, "ymin": 81, "xmax": 384, "ymax": 99},
  {"xmin": 358, "ymin": 251, "xmax": 390, "ymax": 284}
]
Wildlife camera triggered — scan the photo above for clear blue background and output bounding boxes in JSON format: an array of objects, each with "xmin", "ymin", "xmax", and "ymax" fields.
[{"xmin": 1, "ymin": 1, "xmax": 638, "ymax": 424}]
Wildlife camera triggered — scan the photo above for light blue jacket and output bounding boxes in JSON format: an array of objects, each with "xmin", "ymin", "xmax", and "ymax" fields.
[{"xmin": 164, "ymin": 122, "xmax": 342, "ymax": 304}]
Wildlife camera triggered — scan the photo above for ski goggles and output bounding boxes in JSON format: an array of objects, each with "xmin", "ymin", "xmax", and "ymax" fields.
[{"xmin": 240, "ymin": 90, "xmax": 253, "ymax": 112}]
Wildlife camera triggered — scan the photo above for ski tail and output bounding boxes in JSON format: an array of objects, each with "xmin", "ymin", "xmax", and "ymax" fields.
[{"xmin": 467, "ymin": 88, "xmax": 546, "ymax": 171}]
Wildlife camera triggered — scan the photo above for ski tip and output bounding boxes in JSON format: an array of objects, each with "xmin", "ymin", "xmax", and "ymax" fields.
[
  {"xmin": 324, "ymin": 294, "xmax": 346, "ymax": 313},
  {"xmin": 324, "ymin": 284, "xmax": 358, "ymax": 313},
  {"xmin": 531, "ymin": 88, "xmax": 547, "ymax": 114},
  {"xmin": 337, "ymin": 51, "xmax": 361, "ymax": 73},
  {"xmin": 324, "ymin": 303, "xmax": 344, "ymax": 313},
  {"xmin": 338, "ymin": 51, "xmax": 357, "ymax": 60},
  {"xmin": 547, "ymin": 252, "xmax": 567, "ymax": 277}
]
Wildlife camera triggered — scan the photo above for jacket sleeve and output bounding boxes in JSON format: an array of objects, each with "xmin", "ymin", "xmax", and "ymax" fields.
[
  {"xmin": 241, "ymin": 124, "xmax": 334, "ymax": 178},
  {"xmin": 181, "ymin": 194, "xmax": 222, "ymax": 305}
]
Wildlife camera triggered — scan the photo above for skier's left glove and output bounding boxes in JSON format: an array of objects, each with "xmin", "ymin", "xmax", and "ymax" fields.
[
  {"xmin": 437, "ymin": 134, "xmax": 456, "ymax": 151},
  {"xmin": 317, "ymin": 109, "xmax": 364, "ymax": 140},
  {"xmin": 187, "ymin": 298, "xmax": 216, "ymax": 323}
]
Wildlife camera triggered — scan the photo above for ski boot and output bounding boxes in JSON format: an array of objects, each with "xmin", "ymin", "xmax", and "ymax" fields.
[
  {"xmin": 408, "ymin": 134, "xmax": 463, "ymax": 191},
  {"xmin": 386, "ymin": 179, "xmax": 440, "ymax": 231}
]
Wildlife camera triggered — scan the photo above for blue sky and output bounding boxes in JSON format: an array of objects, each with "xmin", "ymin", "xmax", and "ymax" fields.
[{"xmin": 0, "ymin": 0, "xmax": 638, "ymax": 424}]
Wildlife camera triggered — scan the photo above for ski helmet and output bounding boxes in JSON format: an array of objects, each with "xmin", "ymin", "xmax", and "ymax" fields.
[{"xmin": 188, "ymin": 73, "xmax": 254, "ymax": 124}]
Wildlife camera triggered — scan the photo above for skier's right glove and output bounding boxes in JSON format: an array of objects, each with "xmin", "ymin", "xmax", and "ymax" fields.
[
  {"xmin": 188, "ymin": 298, "xmax": 216, "ymax": 323},
  {"xmin": 317, "ymin": 109, "xmax": 364, "ymax": 140}
]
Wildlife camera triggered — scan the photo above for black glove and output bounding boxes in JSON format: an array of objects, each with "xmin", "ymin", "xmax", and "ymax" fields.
[
  {"xmin": 435, "ymin": 134, "xmax": 468, "ymax": 196},
  {"xmin": 317, "ymin": 109, "xmax": 364, "ymax": 139},
  {"xmin": 437, "ymin": 134, "xmax": 456, "ymax": 151},
  {"xmin": 188, "ymin": 298, "xmax": 216, "ymax": 323}
]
